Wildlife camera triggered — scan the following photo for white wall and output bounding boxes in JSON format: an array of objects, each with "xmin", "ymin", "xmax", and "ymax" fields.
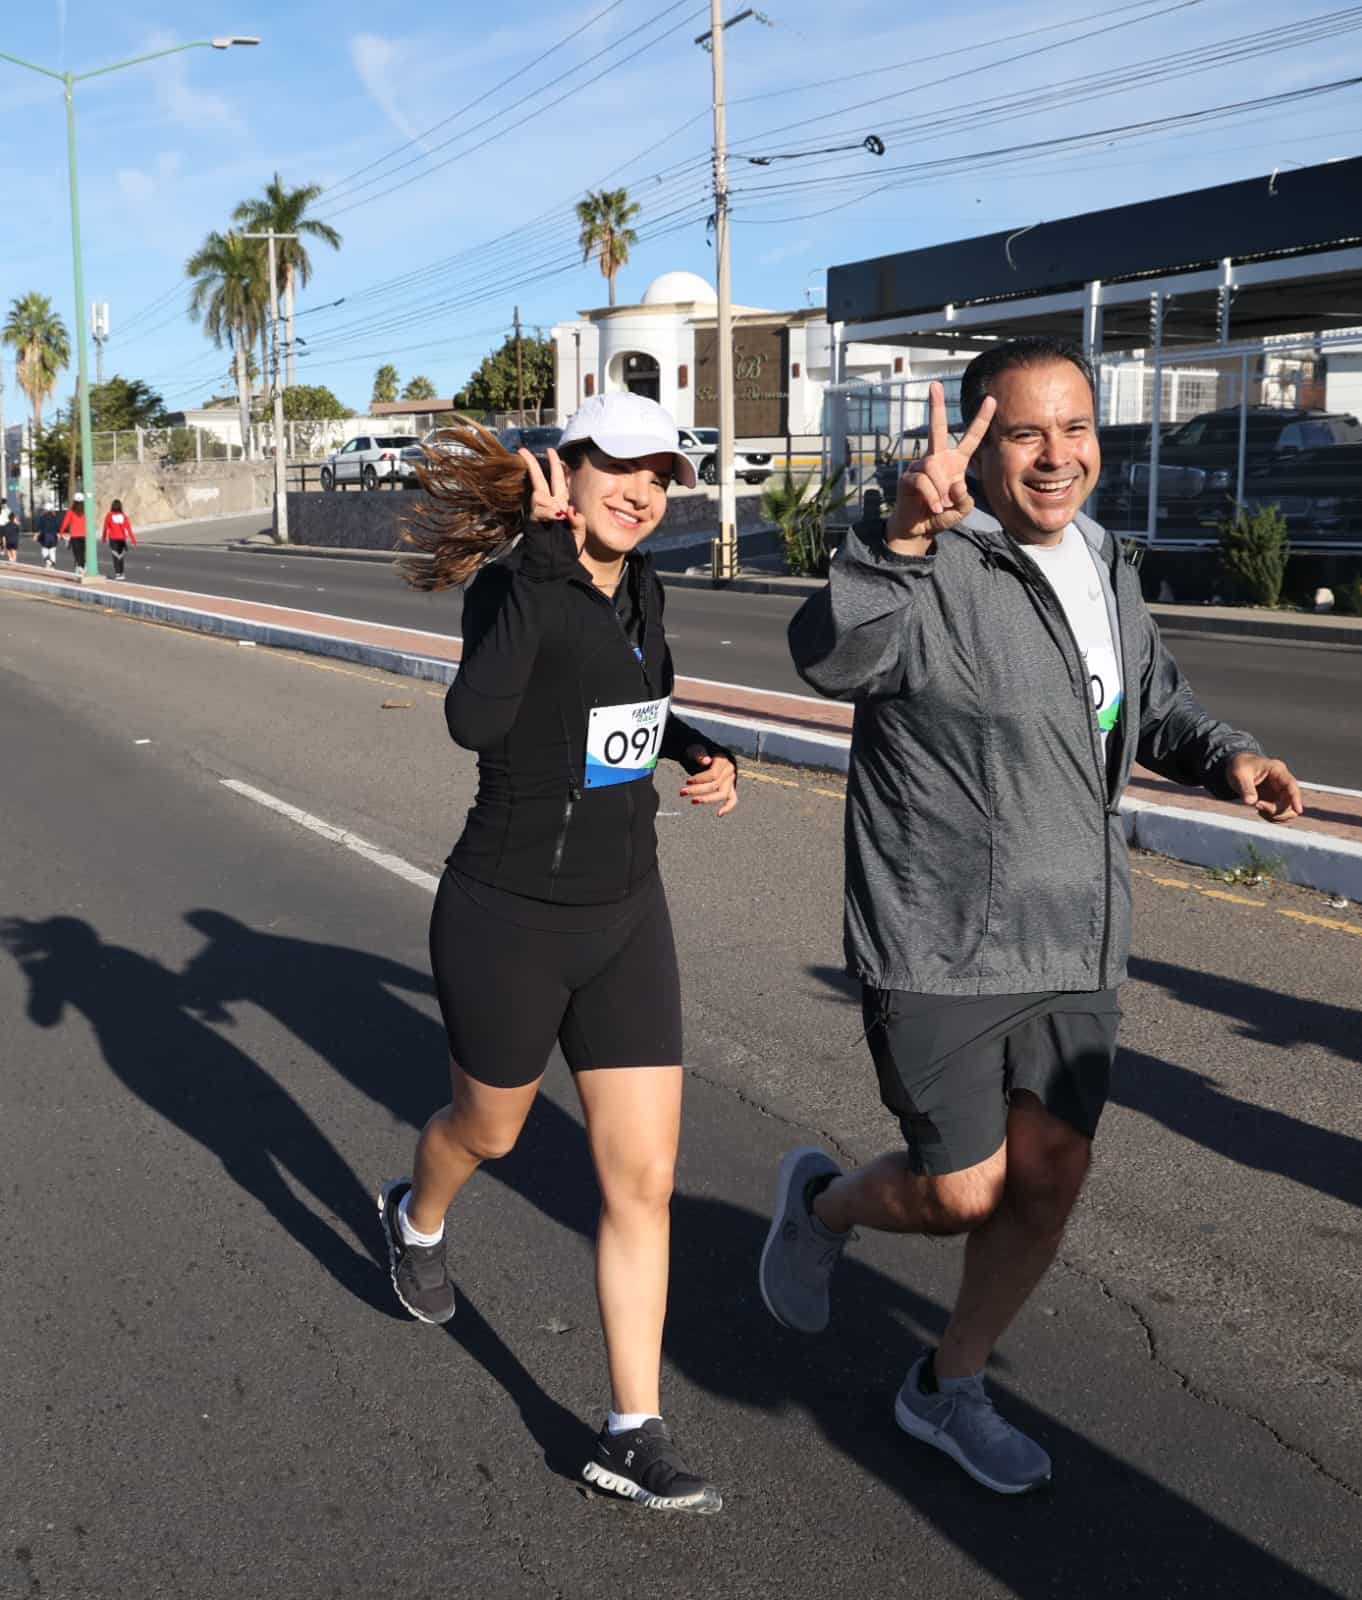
[{"xmin": 1326, "ymin": 352, "xmax": 1362, "ymax": 418}]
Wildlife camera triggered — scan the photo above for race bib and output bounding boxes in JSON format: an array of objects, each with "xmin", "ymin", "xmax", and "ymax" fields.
[{"xmin": 584, "ymin": 696, "xmax": 671, "ymax": 788}]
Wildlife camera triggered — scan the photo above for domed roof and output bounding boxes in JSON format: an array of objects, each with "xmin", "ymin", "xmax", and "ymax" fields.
[{"xmin": 640, "ymin": 270, "xmax": 717, "ymax": 306}]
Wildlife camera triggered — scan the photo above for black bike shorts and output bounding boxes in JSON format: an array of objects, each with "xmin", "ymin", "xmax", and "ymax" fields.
[
  {"xmin": 429, "ymin": 867, "xmax": 683, "ymax": 1089},
  {"xmin": 861, "ymin": 986, "xmax": 1122, "ymax": 1176}
]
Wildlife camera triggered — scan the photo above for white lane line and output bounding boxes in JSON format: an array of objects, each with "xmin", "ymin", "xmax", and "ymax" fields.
[{"xmin": 220, "ymin": 779, "xmax": 440, "ymax": 893}]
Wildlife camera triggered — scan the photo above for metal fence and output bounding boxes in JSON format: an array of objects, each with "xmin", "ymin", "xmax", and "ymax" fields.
[
  {"xmin": 92, "ymin": 426, "xmax": 241, "ymax": 465},
  {"xmin": 823, "ymin": 330, "xmax": 1362, "ymax": 549},
  {"xmin": 90, "ymin": 412, "xmax": 483, "ymax": 468}
]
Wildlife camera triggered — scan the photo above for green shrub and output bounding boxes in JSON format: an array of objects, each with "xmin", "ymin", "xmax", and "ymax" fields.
[
  {"xmin": 762, "ymin": 467, "xmax": 853, "ymax": 577},
  {"xmin": 1218, "ymin": 502, "xmax": 1290, "ymax": 608},
  {"xmin": 1333, "ymin": 574, "xmax": 1362, "ymax": 616}
]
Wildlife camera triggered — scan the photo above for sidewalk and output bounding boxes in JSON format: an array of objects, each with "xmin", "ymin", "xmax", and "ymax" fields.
[{"xmin": 3, "ymin": 561, "xmax": 1358, "ymax": 898}]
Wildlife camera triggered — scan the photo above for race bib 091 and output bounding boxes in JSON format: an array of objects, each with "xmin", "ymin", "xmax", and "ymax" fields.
[{"xmin": 584, "ymin": 696, "xmax": 671, "ymax": 788}]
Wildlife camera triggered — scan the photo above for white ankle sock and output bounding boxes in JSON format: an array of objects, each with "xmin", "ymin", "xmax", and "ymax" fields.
[
  {"xmin": 397, "ymin": 1191, "xmax": 444, "ymax": 1248},
  {"xmin": 607, "ymin": 1410, "xmax": 659, "ymax": 1435}
]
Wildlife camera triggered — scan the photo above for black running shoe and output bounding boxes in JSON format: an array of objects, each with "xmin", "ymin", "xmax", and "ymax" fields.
[
  {"xmin": 377, "ymin": 1178, "xmax": 455, "ymax": 1325},
  {"xmin": 581, "ymin": 1419, "xmax": 722, "ymax": 1513}
]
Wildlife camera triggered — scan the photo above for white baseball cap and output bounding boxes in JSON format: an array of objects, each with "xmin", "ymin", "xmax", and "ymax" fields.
[{"xmin": 558, "ymin": 392, "xmax": 696, "ymax": 488}]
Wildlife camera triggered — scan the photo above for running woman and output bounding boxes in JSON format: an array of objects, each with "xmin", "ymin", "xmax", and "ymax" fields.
[
  {"xmin": 378, "ymin": 392, "xmax": 738, "ymax": 1514},
  {"xmin": 101, "ymin": 499, "xmax": 137, "ymax": 580},
  {"xmin": 59, "ymin": 494, "xmax": 88, "ymax": 580}
]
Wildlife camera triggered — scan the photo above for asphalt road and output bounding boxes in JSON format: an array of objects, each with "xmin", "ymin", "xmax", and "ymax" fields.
[
  {"xmin": 105, "ymin": 526, "xmax": 1362, "ymax": 788},
  {"xmin": 3, "ymin": 587, "xmax": 1361, "ymax": 1599}
]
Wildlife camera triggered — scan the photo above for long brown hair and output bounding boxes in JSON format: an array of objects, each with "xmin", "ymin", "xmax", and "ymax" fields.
[{"xmin": 399, "ymin": 421, "xmax": 531, "ymax": 590}]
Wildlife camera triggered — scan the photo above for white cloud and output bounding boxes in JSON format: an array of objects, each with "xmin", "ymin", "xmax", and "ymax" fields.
[
  {"xmin": 350, "ymin": 34, "xmax": 437, "ymax": 150},
  {"xmin": 116, "ymin": 151, "xmax": 184, "ymax": 209},
  {"xmin": 138, "ymin": 30, "xmax": 244, "ymax": 135}
]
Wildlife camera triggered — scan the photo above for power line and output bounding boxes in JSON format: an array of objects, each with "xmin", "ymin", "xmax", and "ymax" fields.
[
  {"xmin": 313, "ymin": 3, "xmax": 707, "ymax": 222},
  {"xmin": 315, "ymin": 0, "xmax": 710, "ymax": 219},
  {"xmin": 318, "ymin": 0, "xmax": 633, "ymax": 201}
]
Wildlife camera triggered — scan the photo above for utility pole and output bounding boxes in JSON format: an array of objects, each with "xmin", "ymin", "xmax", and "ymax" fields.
[
  {"xmin": 243, "ymin": 229, "xmax": 296, "ymax": 544},
  {"xmin": 91, "ymin": 301, "xmax": 109, "ymax": 385},
  {"xmin": 705, "ymin": 0, "xmax": 739, "ymax": 580},
  {"xmin": 514, "ymin": 305, "xmax": 525, "ymax": 426}
]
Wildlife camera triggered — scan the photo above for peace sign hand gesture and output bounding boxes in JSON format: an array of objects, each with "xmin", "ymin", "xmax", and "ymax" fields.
[
  {"xmin": 521, "ymin": 447, "xmax": 587, "ymax": 554},
  {"xmin": 886, "ymin": 381, "xmax": 996, "ymax": 555}
]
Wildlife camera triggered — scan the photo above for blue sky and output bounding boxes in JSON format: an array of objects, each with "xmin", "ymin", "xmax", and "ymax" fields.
[{"xmin": 2, "ymin": 0, "xmax": 1361, "ymax": 418}]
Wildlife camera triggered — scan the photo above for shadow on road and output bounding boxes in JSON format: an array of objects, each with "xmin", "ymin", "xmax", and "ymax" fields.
[
  {"xmin": 2, "ymin": 913, "xmax": 1347, "ymax": 1596},
  {"xmin": 0, "ymin": 914, "xmax": 394, "ymax": 1318}
]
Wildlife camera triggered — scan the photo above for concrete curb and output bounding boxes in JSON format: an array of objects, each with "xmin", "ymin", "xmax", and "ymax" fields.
[
  {"xmin": 1120, "ymin": 798, "xmax": 1362, "ymax": 902},
  {"xmin": 1150, "ymin": 606, "xmax": 1362, "ymax": 650},
  {"xmin": 5, "ymin": 569, "xmax": 1357, "ymax": 897},
  {"xmin": 0, "ymin": 573, "xmax": 461, "ymax": 685}
]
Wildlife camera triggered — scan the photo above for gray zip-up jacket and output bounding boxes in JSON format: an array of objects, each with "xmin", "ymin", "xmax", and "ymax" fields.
[{"xmin": 789, "ymin": 511, "xmax": 1261, "ymax": 995}]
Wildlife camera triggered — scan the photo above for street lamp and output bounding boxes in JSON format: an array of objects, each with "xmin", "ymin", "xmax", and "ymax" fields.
[{"xmin": 0, "ymin": 37, "xmax": 258, "ymax": 579}]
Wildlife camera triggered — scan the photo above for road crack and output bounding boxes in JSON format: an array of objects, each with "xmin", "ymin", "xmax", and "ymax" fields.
[{"xmin": 1057, "ymin": 1252, "xmax": 1362, "ymax": 1503}]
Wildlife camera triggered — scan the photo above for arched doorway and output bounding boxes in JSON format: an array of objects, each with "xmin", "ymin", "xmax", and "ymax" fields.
[{"xmin": 620, "ymin": 351, "xmax": 660, "ymax": 402}]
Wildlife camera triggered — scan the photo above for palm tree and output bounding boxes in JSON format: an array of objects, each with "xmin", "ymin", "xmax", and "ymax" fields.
[
  {"xmin": 371, "ymin": 364, "xmax": 399, "ymax": 406},
  {"xmin": 3, "ymin": 293, "xmax": 70, "ymax": 515},
  {"xmin": 401, "ymin": 375, "xmax": 437, "ymax": 402},
  {"xmin": 186, "ymin": 230, "xmax": 263, "ymax": 457},
  {"xmin": 234, "ymin": 173, "xmax": 342, "ymax": 388},
  {"xmin": 575, "ymin": 188, "xmax": 640, "ymax": 307}
]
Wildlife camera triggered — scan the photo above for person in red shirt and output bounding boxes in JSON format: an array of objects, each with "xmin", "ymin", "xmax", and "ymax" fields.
[
  {"xmin": 59, "ymin": 494, "xmax": 88, "ymax": 580},
  {"xmin": 101, "ymin": 499, "xmax": 137, "ymax": 580}
]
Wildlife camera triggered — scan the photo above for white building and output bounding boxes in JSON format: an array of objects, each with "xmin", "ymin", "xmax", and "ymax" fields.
[{"xmin": 550, "ymin": 270, "xmax": 956, "ymax": 439}]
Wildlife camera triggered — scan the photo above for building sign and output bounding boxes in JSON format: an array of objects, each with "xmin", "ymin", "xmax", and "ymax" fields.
[{"xmin": 694, "ymin": 326, "xmax": 789, "ymax": 435}]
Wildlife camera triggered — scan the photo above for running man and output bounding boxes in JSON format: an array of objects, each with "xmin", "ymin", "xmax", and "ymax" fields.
[
  {"xmin": 378, "ymin": 393, "xmax": 737, "ymax": 1514},
  {"xmin": 760, "ymin": 337, "xmax": 1301, "ymax": 1494}
]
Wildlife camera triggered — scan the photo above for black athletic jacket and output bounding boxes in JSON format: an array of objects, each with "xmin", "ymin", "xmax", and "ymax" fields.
[{"xmin": 445, "ymin": 519, "xmax": 731, "ymax": 903}]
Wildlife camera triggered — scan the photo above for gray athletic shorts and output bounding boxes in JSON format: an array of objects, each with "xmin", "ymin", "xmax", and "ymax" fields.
[{"xmin": 861, "ymin": 986, "xmax": 1122, "ymax": 1176}]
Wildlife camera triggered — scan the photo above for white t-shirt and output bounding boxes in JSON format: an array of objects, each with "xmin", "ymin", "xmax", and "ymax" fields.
[{"xmin": 1021, "ymin": 524, "xmax": 1123, "ymax": 755}]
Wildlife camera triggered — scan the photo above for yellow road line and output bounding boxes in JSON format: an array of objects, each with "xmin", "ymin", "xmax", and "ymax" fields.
[
  {"xmin": 744, "ymin": 770, "xmax": 801, "ymax": 788},
  {"xmin": 1200, "ymin": 889, "xmax": 1268, "ymax": 907},
  {"xmin": 1276, "ymin": 909, "xmax": 1362, "ymax": 936}
]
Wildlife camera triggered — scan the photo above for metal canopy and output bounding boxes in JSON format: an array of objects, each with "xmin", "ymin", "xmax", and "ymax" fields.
[{"xmin": 828, "ymin": 157, "xmax": 1362, "ymax": 351}]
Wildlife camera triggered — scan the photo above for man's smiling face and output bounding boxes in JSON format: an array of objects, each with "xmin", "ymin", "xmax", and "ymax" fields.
[{"xmin": 974, "ymin": 361, "xmax": 1101, "ymax": 545}]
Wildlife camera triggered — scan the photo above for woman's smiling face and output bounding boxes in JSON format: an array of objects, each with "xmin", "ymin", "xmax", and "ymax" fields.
[{"xmin": 566, "ymin": 446, "xmax": 672, "ymax": 556}]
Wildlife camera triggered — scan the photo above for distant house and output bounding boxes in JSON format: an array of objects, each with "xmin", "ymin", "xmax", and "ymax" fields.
[{"xmin": 370, "ymin": 398, "xmax": 457, "ymax": 419}]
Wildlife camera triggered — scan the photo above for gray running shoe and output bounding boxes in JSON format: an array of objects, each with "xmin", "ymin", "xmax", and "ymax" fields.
[
  {"xmin": 758, "ymin": 1146, "xmax": 851, "ymax": 1333},
  {"xmin": 894, "ymin": 1356, "xmax": 1052, "ymax": 1494},
  {"xmin": 377, "ymin": 1179, "xmax": 455, "ymax": 1325}
]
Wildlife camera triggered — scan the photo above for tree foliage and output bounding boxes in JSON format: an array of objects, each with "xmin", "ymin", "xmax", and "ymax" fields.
[
  {"xmin": 372, "ymin": 364, "xmax": 399, "ymax": 406},
  {"xmin": 3, "ymin": 292, "xmax": 70, "ymax": 428},
  {"xmin": 281, "ymin": 384, "xmax": 350, "ymax": 421},
  {"xmin": 233, "ymin": 173, "xmax": 342, "ymax": 300},
  {"xmin": 90, "ymin": 375, "xmax": 167, "ymax": 432},
  {"xmin": 401, "ymin": 374, "xmax": 438, "ymax": 401},
  {"xmin": 575, "ymin": 188, "xmax": 640, "ymax": 307},
  {"xmin": 456, "ymin": 334, "xmax": 554, "ymax": 417}
]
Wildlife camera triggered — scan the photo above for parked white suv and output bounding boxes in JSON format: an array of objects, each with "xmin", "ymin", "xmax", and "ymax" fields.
[
  {"xmin": 676, "ymin": 427, "xmax": 773, "ymax": 486},
  {"xmin": 319, "ymin": 433, "xmax": 420, "ymax": 490}
]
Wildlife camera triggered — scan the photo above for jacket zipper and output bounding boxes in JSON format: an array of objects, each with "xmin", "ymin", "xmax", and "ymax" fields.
[
  {"xmin": 566, "ymin": 559, "xmax": 653, "ymax": 892},
  {"xmin": 549, "ymin": 784, "xmax": 579, "ymax": 878},
  {"xmin": 1007, "ymin": 550, "xmax": 1116, "ymax": 988}
]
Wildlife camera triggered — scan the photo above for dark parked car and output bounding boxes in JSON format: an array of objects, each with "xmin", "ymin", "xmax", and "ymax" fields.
[
  {"xmin": 499, "ymin": 425, "xmax": 563, "ymax": 468},
  {"xmin": 1098, "ymin": 408, "xmax": 1362, "ymax": 535},
  {"xmin": 1239, "ymin": 442, "xmax": 1362, "ymax": 543}
]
